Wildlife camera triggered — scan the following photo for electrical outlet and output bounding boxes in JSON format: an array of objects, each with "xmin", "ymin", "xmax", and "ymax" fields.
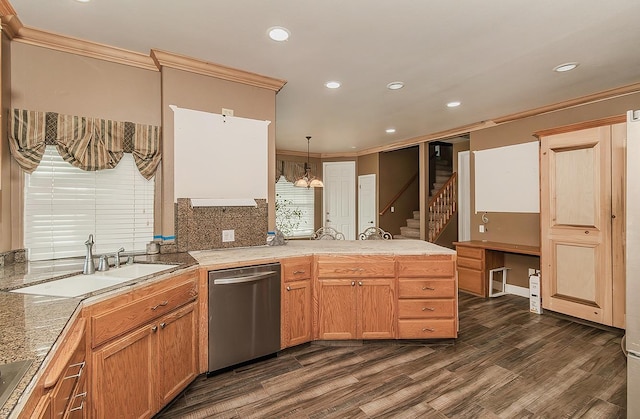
[
  {"xmin": 222, "ymin": 108, "xmax": 234, "ymax": 117},
  {"xmin": 391, "ymin": 206, "xmax": 395, "ymax": 213},
  {"xmin": 528, "ymin": 268, "xmax": 541, "ymax": 276},
  {"xmin": 479, "ymin": 225, "xmax": 485, "ymax": 233},
  {"xmin": 222, "ymin": 229, "xmax": 235, "ymax": 242}
]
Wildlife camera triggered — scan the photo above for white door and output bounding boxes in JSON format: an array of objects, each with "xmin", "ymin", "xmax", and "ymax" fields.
[
  {"xmin": 323, "ymin": 162, "xmax": 356, "ymax": 240},
  {"xmin": 458, "ymin": 151, "xmax": 471, "ymax": 241},
  {"xmin": 358, "ymin": 174, "xmax": 376, "ymax": 235}
]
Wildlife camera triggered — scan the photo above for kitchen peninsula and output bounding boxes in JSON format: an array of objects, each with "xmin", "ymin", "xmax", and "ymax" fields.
[{"xmin": 1, "ymin": 240, "xmax": 456, "ymax": 418}]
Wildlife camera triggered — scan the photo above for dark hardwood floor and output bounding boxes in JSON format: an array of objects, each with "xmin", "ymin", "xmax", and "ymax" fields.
[{"xmin": 155, "ymin": 294, "xmax": 627, "ymax": 418}]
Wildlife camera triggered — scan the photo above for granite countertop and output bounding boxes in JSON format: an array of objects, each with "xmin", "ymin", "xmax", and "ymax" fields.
[
  {"xmin": 191, "ymin": 239, "xmax": 455, "ymax": 268},
  {"xmin": 0, "ymin": 252, "xmax": 197, "ymax": 419}
]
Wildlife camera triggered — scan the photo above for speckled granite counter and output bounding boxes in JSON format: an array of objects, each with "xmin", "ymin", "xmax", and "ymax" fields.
[
  {"xmin": 0, "ymin": 252, "xmax": 197, "ymax": 419},
  {"xmin": 191, "ymin": 239, "xmax": 455, "ymax": 268}
]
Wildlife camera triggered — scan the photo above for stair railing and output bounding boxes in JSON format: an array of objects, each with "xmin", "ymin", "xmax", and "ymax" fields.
[
  {"xmin": 427, "ymin": 172, "xmax": 457, "ymax": 242},
  {"xmin": 379, "ymin": 172, "xmax": 418, "ymax": 216}
]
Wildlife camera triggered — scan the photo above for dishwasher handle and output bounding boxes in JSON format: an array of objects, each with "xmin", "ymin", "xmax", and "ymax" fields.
[{"xmin": 212, "ymin": 271, "xmax": 278, "ymax": 285}]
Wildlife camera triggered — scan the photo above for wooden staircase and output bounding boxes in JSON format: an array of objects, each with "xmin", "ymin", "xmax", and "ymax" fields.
[{"xmin": 395, "ymin": 159, "xmax": 457, "ymax": 241}]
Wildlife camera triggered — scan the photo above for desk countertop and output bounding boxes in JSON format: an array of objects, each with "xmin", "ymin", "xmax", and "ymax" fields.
[{"xmin": 453, "ymin": 240, "xmax": 541, "ymax": 256}]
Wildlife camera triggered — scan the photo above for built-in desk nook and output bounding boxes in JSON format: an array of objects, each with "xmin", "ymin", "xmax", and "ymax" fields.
[{"xmin": 453, "ymin": 240, "xmax": 540, "ymax": 298}]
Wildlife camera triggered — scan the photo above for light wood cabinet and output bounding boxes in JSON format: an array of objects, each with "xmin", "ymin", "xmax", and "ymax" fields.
[
  {"xmin": 87, "ymin": 269, "xmax": 199, "ymax": 418},
  {"xmin": 281, "ymin": 257, "xmax": 313, "ymax": 349},
  {"xmin": 316, "ymin": 256, "xmax": 396, "ymax": 340},
  {"xmin": 455, "ymin": 245, "xmax": 503, "ymax": 297},
  {"xmin": 396, "ymin": 255, "xmax": 457, "ymax": 339},
  {"xmin": 538, "ymin": 118, "xmax": 626, "ymax": 327}
]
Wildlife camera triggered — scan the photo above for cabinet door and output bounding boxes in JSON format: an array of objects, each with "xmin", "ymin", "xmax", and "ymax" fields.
[
  {"xmin": 282, "ymin": 280, "xmax": 312, "ymax": 348},
  {"xmin": 317, "ymin": 279, "xmax": 357, "ymax": 339},
  {"xmin": 541, "ymin": 126, "xmax": 613, "ymax": 325},
  {"xmin": 91, "ymin": 325, "xmax": 155, "ymax": 419},
  {"xmin": 156, "ymin": 303, "xmax": 199, "ymax": 408},
  {"xmin": 358, "ymin": 279, "xmax": 396, "ymax": 339}
]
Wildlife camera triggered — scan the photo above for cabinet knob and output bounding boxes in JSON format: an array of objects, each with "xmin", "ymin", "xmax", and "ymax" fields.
[
  {"xmin": 286, "ymin": 286, "xmax": 291, "ymax": 291},
  {"xmin": 351, "ymin": 281, "xmax": 356, "ymax": 286},
  {"xmin": 160, "ymin": 322, "xmax": 166, "ymax": 329},
  {"xmin": 151, "ymin": 326, "xmax": 158, "ymax": 332},
  {"xmin": 358, "ymin": 281, "xmax": 363, "ymax": 286}
]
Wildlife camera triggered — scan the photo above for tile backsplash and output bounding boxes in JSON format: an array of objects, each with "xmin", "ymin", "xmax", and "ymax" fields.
[{"xmin": 175, "ymin": 198, "xmax": 268, "ymax": 251}]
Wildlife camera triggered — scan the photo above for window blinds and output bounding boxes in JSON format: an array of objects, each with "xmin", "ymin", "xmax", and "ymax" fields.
[
  {"xmin": 275, "ymin": 176, "xmax": 315, "ymax": 238},
  {"xmin": 24, "ymin": 146, "xmax": 154, "ymax": 261}
]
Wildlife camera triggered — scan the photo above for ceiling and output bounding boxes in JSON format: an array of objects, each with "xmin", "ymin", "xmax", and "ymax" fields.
[{"xmin": 8, "ymin": 0, "xmax": 640, "ymax": 154}]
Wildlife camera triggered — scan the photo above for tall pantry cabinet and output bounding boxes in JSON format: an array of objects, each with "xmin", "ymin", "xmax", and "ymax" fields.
[{"xmin": 538, "ymin": 116, "xmax": 626, "ymax": 328}]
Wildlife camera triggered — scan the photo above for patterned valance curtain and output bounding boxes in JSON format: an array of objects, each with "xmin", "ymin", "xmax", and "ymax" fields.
[
  {"xmin": 275, "ymin": 159, "xmax": 318, "ymax": 183},
  {"xmin": 8, "ymin": 109, "xmax": 161, "ymax": 180}
]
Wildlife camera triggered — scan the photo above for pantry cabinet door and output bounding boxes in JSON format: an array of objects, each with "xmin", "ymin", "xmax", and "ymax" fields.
[{"xmin": 540, "ymin": 126, "xmax": 612, "ymax": 325}]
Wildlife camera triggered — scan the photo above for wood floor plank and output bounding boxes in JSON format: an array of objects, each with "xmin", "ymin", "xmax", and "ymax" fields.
[{"xmin": 155, "ymin": 294, "xmax": 627, "ymax": 419}]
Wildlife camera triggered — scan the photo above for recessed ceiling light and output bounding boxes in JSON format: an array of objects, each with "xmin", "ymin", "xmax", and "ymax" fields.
[
  {"xmin": 386, "ymin": 82, "xmax": 404, "ymax": 90},
  {"xmin": 553, "ymin": 62, "xmax": 579, "ymax": 72},
  {"xmin": 325, "ymin": 81, "xmax": 341, "ymax": 89},
  {"xmin": 268, "ymin": 27, "xmax": 290, "ymax": 42},
  {"xmin": 386, "ymin": 128, "xmax": 396, "ymax": 134},
  {"xmin": 447, "ymin": 101, "xmax": 461, "ymax": 108},
  {"xmin": 351, "ymin": 146, "xmax": 357, "ymax": 149},
  {"xmin": 75, "ymin": 0, "xmax": 91, "ymax": 2}
]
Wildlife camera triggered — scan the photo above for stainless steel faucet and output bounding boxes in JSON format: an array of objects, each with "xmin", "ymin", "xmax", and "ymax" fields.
[
  {"xmin": 83, "ymin": 234, "xmax": 96, "ymax": 275},
  {"xmin": 113, "ymin": 247, "xmax": 125, "ymax": 268}
]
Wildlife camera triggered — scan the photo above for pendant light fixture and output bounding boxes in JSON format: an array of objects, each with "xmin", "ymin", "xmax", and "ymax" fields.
[{"xmin": 294, "ymin": 136, "xmax": 324, "ymax": 188}]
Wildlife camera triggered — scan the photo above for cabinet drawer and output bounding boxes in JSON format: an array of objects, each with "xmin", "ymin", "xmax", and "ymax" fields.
[
  {"xmin": 457, "ymin": 256, "xmax": 483, "ymax": 270},
  {"xmin": 398, "ymin": 319, "xmax": 456, "ymax": 339},
  {"xmin": 398, "ymin": 299, "xmax": 455, "ymax": 319},
  {"xmin": 458, "ymin": 267, "xmax": 485, "ymax": 297},
  {"xmin": 398, "ymin": 279, "xmax": 455, "ymax": 298},
  {"xmin": 456, "ymin": 246, "xmax": 483, "ymax": 259},
  {"xmin": 317, "ymin": 255, "xmax": 395, "ymax": 278},
  {"xmin": 396, "ymin": 255, "xmax": 455, "ymax": 278},
  {"xmin": 282, "ymin": 257, "xmax": 312, "ymax": 282},
  {"xmin": 91, "ymin": 277, "xmax": 197, "ymax": 347}
]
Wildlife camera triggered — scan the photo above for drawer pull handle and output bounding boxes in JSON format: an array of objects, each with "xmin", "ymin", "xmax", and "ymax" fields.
[
  {"xmin": 69, "ymin": 400, "xmax": 84, "ymax": 412},
  {"xmin": 286, "ymin": 286, "xmax": 291, "ymax": 291},
  {"xmin": 422, "ymin": 328, "xmax": 435, "ymax": 332},
  {"xmin": 422, "ymin": 286, "xmax": 435, "ymax": 291},
  {"xmin": 348, "ymin": 268, "xmax": 364, "ymax": 272},
  {"xmin": 422, "ymin": 307, "xmax": 435, "ymax": 311},
  {"xmin": 293, "ymin": 270, "xmax": 306, "ymax": 274},
  {"xmin": 151, "ymin": 326, "xmax": 158, "ymax": 333},
  {"xmin": 151, "ymin": 300, "xmax": 169, "ymax": 310},
  {"xmin": 160, "ymin": 322, "xmax": 166, "ymax": 329},
  {"xmin": 74, "ymin": 391, "xmax": 87, "ymax": 399}
]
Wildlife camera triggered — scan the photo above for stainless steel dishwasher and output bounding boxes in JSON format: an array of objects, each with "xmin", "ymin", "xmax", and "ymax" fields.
[{"xmin": 208, "ymin": 263, "xmax": 281, "ymax": 372}]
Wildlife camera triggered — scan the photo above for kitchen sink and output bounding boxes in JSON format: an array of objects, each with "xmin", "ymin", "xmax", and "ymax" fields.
[{"xmin": 9, "ymin": 264, "xmax": 178, "ymax": 298}]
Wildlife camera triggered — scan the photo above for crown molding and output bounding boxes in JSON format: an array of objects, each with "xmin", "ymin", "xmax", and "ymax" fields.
[
  {"xmin": 493, "ymin": 82, "xmax": 640, "ymax": 124},
  {"xmin": 12, "ymin": 25, "xmax": 157, "ymax": 71},
  {"xmin": 150, "ymin": 49, "xmax": 287, "ymax": 92},
  {"xmin": 1, "ymin": 13, "xmax": 21, "ymax": 39},
  {"xmin": 0, "ymin": 0, "xmax": 16, "ymax": 17},
  {"xmin": 534, "ymin": 115, "xmax": 626, "ymax": 138}
]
